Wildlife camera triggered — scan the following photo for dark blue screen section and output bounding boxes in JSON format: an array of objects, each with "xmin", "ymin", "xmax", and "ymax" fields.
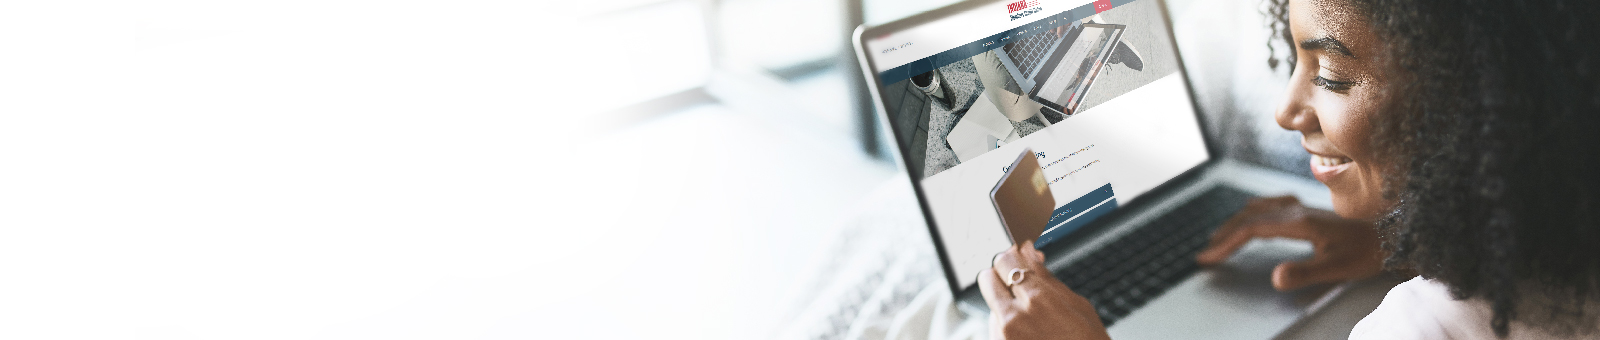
[
  {"xmin": 1036, "ymin": 183, "xmax": 1117, "ymax": 248},
  {"xmin": 876, "ymin": 0, "xmax": 1142, "ymax": 86},
  {"xmin": 878, "ymin": 6, "xmax": 1094, "ymax": 86}
]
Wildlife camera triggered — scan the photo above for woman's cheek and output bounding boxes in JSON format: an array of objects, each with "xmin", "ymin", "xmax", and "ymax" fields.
[
  {"xmin": 1335, "ymin": 88, "xmax": 1383, "ymax": 159},
  {"xmin": 1314, "ymin": 91, "xmax": 1351, "ymax": 132}
]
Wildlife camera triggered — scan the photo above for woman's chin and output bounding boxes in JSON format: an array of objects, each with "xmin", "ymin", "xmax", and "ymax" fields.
[
  {"xmin": 1325, "ymin": 176, "xmax": 1392, "ymax": 221},
  {"xmin": 1328, "ymin": 197, "xmax": 1364, "ymax": 220}
]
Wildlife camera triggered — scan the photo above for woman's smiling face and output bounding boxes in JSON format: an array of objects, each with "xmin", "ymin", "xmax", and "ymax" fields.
[{"xmin": 1277, "ymin": 0, "xmax": 1394, "ymax": 219}]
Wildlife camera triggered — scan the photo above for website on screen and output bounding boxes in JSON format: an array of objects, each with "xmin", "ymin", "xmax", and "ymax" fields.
[{"xmin": 867, "ymin": 0, "xmax": 1209, "ymax": 288}]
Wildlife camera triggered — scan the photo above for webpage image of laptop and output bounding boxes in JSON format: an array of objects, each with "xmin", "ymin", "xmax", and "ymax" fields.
[
  {"xmin": 1029, "ymin": 23, "xmax": 1126, "ymax": 116},
  {"xmin": 870, "ymin": 0, "xmax": 1203, "ymax": 325}
]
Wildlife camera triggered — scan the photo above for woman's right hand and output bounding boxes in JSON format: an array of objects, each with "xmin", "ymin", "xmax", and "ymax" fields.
[
  {"xmin": 1195, "ymin": 196, "xmax": 1385, "ymax": 291},
  {"xmin": 981, "ymin": 241, "xmax": 1111, "ymax": 340}
]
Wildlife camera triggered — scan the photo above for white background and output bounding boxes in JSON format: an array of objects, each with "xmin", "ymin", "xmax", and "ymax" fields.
[{"xmin": 1, "ymin": 1, "xmax": 862, "ymax": 339}]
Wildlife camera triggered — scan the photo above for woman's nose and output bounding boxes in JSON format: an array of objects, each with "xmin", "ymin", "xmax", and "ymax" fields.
[{"xmin": 1275, "ymin": 75, "xmax": 1320, "ymax": 133}]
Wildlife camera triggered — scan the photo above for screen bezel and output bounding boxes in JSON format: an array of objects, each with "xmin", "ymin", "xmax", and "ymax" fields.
[{"xmin": 852, "ymin": 0, "xmax": 1223, "ymax": 296}]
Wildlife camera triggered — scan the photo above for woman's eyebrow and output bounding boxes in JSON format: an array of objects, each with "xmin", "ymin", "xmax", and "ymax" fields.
[{"xmin": 1299, "ymin": 37, "xmax": 1354, "ymax": 57}]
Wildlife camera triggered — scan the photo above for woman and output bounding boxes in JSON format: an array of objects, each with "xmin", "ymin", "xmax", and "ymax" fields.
[{"xmin": 978, "ymin": 0, "xmax": 1600, "ymax": 338}]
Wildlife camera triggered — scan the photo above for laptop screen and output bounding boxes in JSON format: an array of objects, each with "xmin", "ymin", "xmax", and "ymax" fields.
[{"xmin": 864, "ymin": 0, "xmax": 1208, "ymax": 289}]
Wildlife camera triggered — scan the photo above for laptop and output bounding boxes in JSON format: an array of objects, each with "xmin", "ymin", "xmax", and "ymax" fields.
[{"xmin": 853, "ymin": 0, "xmax": 1346, "ymax": 338}]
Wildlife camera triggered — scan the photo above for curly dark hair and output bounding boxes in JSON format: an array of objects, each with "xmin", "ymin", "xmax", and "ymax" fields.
[{"xmin": 1266, "ymin": 0, "xmax": 1600, "ymax": 337}]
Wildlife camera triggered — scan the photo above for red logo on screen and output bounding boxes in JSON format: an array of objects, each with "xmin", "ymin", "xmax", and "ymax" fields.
[
  {"xmin": 1007, "ymin": 0, "xmax": 1040, "ymax": 13},
  {"xmin": 1007, "ymin": 0, "xmax": 1042, "ymax": 20}
]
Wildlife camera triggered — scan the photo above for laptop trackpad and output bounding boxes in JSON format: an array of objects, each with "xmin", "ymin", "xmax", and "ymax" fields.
[{"xmin": 1106, "ymin": 238, "xmax": 1332, "ymax": 340}]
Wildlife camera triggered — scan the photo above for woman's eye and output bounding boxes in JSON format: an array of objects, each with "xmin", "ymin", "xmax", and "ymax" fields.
[{"xmin": 1312, "ymin": 75, "xmax": 1355, "ymax": 92}]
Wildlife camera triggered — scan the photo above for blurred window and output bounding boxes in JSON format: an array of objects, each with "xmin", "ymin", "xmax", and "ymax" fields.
[
  {"xmin": 564, "ymin": 0, "xmax": 714, "ymax": 114},
  {"xmin": 863, "ymin": 0, "xmax": 963, "ymax": 26}
]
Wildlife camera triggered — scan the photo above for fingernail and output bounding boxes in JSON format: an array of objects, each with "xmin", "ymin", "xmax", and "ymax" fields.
[{"xmin": 1271, "ymin": 267, "xmax": 1290, "ymax": 290}]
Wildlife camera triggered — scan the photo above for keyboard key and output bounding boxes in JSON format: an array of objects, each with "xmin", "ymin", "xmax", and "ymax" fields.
[
  {"xmin": 1082, "ymin": 277, "xmax": 1107, "ymax": 292},
  {"xmin": 1097, "ymin": 306, "xmax": 1117, "ymax": 319}
]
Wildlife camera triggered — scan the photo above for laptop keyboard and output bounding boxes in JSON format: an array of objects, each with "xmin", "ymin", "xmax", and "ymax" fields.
[
  {"xmin": 1053, "ymin": 186, "xmax": 1254, "ymax": 326},
  {"xmin": 1002, "ymin": 29, "xmax": 1061, "ymax": 76}
]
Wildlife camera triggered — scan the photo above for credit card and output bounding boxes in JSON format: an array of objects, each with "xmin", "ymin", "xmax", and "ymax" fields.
[{"xmin": 990, "ymin": 148, "xmax": 1055, "ymax": 246}]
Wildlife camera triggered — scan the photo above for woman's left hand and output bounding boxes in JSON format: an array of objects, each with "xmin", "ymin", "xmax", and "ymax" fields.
[{"xmin": 979, "ymin": 240, "xmax": 1111, "ymax": 340}]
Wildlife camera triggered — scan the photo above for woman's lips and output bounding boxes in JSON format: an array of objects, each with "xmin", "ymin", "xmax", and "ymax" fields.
[{"xmin": 1309, "ymin": 153, "xmax": 1353, "ymax": 183}]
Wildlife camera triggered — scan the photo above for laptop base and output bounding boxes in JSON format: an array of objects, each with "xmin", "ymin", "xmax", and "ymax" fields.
[{"xmin": 956, "ymin": 159, "xmax": 1341, "ymax": 340}]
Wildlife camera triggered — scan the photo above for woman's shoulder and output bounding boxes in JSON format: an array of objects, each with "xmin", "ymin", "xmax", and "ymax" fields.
[
  {"xmin": 1349, "ymin": 276, "xmax": 1488, "ymax": 340},
  {"xmin": 1349, "ymin": 276, "xmax": 1600, "ymax": 340}
]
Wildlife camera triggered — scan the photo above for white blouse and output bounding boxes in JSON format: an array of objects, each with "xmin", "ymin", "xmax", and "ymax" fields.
[{"xmin": 1350, "ymin": 276, "xmax": 1600, "ymax": 340}]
